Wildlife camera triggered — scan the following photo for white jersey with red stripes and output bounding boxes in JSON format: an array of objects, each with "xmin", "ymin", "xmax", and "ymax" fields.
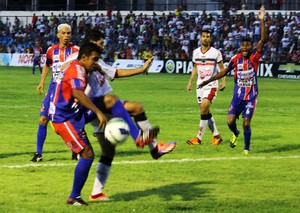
[{"xmin": 192, "ymin": 46, "xmax": 223, "ymax": 89}]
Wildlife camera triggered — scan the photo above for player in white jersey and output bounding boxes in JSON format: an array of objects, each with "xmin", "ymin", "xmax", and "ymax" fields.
[
  {"xmin": 65, "ymin": 30, "xmax": 176, "ymax": 201},
  {"xmin": 186, "ymin": 28, "xmax": 226, "ymax": 145}
]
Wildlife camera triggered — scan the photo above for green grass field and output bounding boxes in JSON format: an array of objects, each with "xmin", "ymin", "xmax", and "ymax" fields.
[{"xmin": 0, "ymin": 66, "xmax": 300, "ymax": 213}]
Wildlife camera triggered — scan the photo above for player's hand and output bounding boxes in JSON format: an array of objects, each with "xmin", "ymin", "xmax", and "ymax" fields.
[
  {"xmin": 97, "ymin": 112, "xmax": 107, "ymax": 130},
  {"xmin": 197, "ymin": 82, "xmax": 204, "ymax": 89},
  {"xmin": 143, "ymin": 56, "xmax": 154, "ymax": 73},
  {"xmin": 186, "ymin": 82, "xmax": 192, "ymax": 92},
  {"xmin": 37, "ymin": 83, "xmax": 44, "ymax": 95},
  {"xmin": 219, "ymin": 83, "xmax": 226, "ymax": 91},
  {"xmin": 258, "ymin": 6, "xmax": 265, "ymax": 21}
]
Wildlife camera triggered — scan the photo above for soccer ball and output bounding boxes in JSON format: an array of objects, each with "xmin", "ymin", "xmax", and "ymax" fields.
[{"xmin": 104, "ymin": 118, "xmax": 130, "ymax": 145}]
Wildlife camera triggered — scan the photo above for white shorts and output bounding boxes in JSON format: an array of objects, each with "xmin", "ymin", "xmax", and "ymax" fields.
[{"xmin": 196, "ymin": 87, "xmax": 218, "ymax": 104}]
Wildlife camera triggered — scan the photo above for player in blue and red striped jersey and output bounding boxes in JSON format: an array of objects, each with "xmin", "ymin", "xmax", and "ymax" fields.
[
  {"xmin": 31, "ymin": 41, "xmax": 43, "ymax": 75},
  {"xmin": 30, "ymin": 24, "xmax": 79, "ymax": 162},
  {"xmin": 198, "ymin": 6, "xmax": 267, "ymax": 155},
  {"xmin": 50, "ymin": 42, "xmax": 106, "ymax": 206}
]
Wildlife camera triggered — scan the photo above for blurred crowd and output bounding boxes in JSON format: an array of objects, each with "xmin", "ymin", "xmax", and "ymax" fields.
[{"xmin": 0, "ymin": 9, "xmax": 299, "ymax": 63}]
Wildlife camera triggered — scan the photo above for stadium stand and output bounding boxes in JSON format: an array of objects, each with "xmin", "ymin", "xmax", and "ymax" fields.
[{"xmin": 0, "ymin": 10, "xmax": 299, "ymax": 62}]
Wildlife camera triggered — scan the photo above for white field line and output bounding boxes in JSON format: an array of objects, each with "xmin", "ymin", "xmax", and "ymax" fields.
[{"xmin": 1, "ymin": 155, "xmax": 300, "ymax": 169}]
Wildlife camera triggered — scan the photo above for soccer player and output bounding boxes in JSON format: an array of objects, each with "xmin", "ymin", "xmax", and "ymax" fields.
[
  {"xmin": 31, "ymin": 41, "xmax": 43, "ymax": 75},
  {"xmin": 198, "ymin": 6, "xmax": 267, "ymax": 155},
  {"xmin": 30, "ymin": 24, "xmax": 79, "ymax": 162},
  {"xmin": 49, "ymin": 42, "xmax": 106, "ymax": 206},
  {"xmin": 67, "ymin": 29, "xmax": 176, "ymax": 201},
  {"xmin": 186, "ymin": 28, "xmax": 226, "ymax": 145}
]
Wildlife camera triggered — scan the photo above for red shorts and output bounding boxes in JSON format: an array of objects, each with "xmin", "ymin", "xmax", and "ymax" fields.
[{"xmin": 52, "ymin": 116, "xmax": 90, "ymax": 154}]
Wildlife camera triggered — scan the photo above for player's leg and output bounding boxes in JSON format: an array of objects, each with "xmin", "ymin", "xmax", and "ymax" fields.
[
  {"xmin": 31, "ymin": 93, "xmax": 50, "ymax": 162},
  {"xmin": 227, "ymin": 98, "xmax": 242, "ymax": 148},
  {"xmin": 241, "ymin": 98, "xmax": 257, "ymax": 154},
  {"xmin": 124, "ymin": 100, "xmax": 176, "ymax": 159},
  {"xmin": 103, "ymin": 94, "xmax": 155, "ymax": 147},
  {"xmin": 52, "ymin": 117, "xmax": 94, "ymax": 206},
  {"xmin": 32, "ymin": 63, "xmax": 35, "ymax": 75},
  {"xmin": 89, "ymin": 115, "xmax": 114, "ymax": 201}
]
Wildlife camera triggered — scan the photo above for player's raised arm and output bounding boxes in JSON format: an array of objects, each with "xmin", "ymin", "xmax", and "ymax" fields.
[{"xmin": 257, "ymin": 6, "xmax": 267, "ymax": 53}]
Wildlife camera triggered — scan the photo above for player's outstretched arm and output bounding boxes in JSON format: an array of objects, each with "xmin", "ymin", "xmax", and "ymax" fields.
[
  {"xmin": 217, "ymin": 60, "xmax": 226, "ymax": 91},
  {"xmin": 116, "ymin": 57, "xmax": 154, "ymax": 77},
  {"xmin": 198, "ymin": 66, "xmax": 230, "ymax": 89}
]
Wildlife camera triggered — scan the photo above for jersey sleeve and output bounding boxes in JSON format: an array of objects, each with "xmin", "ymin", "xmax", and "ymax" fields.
[
  {"xmin": 98, "ymin": 59, "xmax": 117, "ymax": 80},
  {"xmin": 68, "ymin": 64, "xmax": 87, "ymax": 91},
  {"xmin": 216, "ymin": 49, "xmax": 223, "ymax": 63}
]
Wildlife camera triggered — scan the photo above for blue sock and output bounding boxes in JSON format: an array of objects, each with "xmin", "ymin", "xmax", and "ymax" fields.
[
  {"xmin": 111, "ymin": 100, "xmax": 139, "ymax": 140},
  {"xmin": 32, "ymin": 67, "xmax": 35, "ymax": 75},
  {"xmin": 70, "ymin": 158, "xmax": 93, "ymax": 199},
  {"xmin": 228, "ymin": 123, "xmax": 240, "ymax": 136},
  {"xmin": 36, "ymin": 124, "xmax": 47, "ymax": 154},
  {"xmin": 243, "ymin": 127, "xmax": 251, "ymax": 151}
]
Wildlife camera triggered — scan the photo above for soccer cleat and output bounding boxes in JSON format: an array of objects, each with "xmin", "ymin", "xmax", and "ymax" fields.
[
  {"xmin": 243, "ymin": 150, "xmax": 249, "ymax": 155},
  {"xmin": 186, "ymin": 137, "xmax": 201, "ymax": 145},
  {"xmin": 67, "ymin": 197, "xmax": 88, "ymax": 206},
  {"xmin": 211, "ymin": 135, "xmax": 223, "ymax": 145},
  {"xmin": 151, "ymin": 141, "xmax": 177, "ymax": 159},
  {"xmin": 89, "ymin": 192, "xmax": 110, "ymax": 202},
  {"xmin": 135, "ymin": 126, "xmax": 160, "ymax": 148},
  {"xmin": 230, "ymin": 133, "xmax": 239, "ymax": 148},
  {"xmin": 30, "ymin": 152, "xmax": 42, "ymax": 162},
  {"xmin": 71, "ymin": 151, "xmax": 80, "ymax": 161}
]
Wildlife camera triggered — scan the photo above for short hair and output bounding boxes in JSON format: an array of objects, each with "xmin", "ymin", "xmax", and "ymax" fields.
[
  {"xmin": 84, "ymin": 29, "xmax": 105, "ymax": 43},
  {"xmin": 201, "ymin": 27, "xmax": 213, "ymax": 35},
  {"xmin": 241, "ymin": 36, "xmax": 252, "ymax": 43},
  {"xmin": 57, "ymin": 23, "xmax": 71, "ymax": 32},
  {"xmin": 78, "ymin": 42, "xmax": 103, "ymax": 59}
]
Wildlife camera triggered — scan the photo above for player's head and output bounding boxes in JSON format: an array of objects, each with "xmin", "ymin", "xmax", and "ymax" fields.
[
  {"xmin": 57, "ymin": 24, "xmax": 72, "ymax": 47},
  {"xmin": 35, "ymin": 41, "xmax": 40, "ymax": 47},
  {"xmin": 77, "ymin": 42, "xmax": 103, "ymax": 71},
  {"xmin": 85, "ymin": 29, "xmax": 105, "ymax": 50},
  {"xmin": 240, "ymin": 36, "xmax": 253, "ymax": 58},
  {"xmin": 200, "ymin": 28, "xmax": 213, "ymax": 47}
]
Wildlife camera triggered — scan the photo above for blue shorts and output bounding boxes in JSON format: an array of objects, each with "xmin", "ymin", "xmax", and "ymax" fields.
[
  {"xmin": 33, "ymin": 58, "xmax": 41, "ymax": 66},
  {"xmin": 228, "ymin": 97, "xmax": 257, "ymax": 119}
]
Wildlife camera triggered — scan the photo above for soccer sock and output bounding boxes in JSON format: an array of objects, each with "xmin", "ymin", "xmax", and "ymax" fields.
[
  {"xmin": 70, "ymin": 158, "xmax": 93, "ymax": 199},
  {"xmin": 197, "ymin": 114, "xmax": 209, "ymax": 140},
  {"xmin": 36, "ymin": 124, "xmax": 47, "ymax": 154},
  {"xmin": 111, "ymin": 100, "xmax": 139, "ymax": 140},
  {"xmin": 243, "ymin": 127, "xmax": 251, "ymax": 151},
  {"xmin": 134, "ymin": 112, "xmax": 157, "ymax": 151},
  {"xmin": 32, "ymin": 67, "xmax": 35, "ymax": 75},
  {"xmin": 207, "ymin": 113, "xmax": 220, "ymax": 136},
  {"xmin": 228, "ymin": 122, "xmax": 240, "ymax": 136},
  {"xmin": 91, "ymin": 156, "xmax": 112, "ymax": 196}
]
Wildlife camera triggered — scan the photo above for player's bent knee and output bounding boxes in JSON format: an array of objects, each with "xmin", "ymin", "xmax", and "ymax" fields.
[
  {"xmin": 81, "ymin": 145, "xmax": 95, "ymax": 159},
  {"xmin": 39, "ymin": 116, "xmax": 49, "ymax": 125},
  {"xmin": 104, "ymin": 94, "xmax": 119, "ymax": 109}
]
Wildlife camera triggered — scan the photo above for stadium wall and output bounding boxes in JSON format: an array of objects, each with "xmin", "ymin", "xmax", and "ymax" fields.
[{"xmin": 1, "ymin": 53, "xmax": 299, "ymax": 79}]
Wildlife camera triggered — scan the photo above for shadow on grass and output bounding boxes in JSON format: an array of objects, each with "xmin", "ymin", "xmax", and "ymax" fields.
[
  {"xmin": 110, "ymin": 181, "xmax": 212, "ymax": 202},
  {"xmin": 0, "ymin": 150, "xmax": 67, "ymax": 159},
  {"xmin": 256, "ymin": 144, "xmax": 300, "ymax": 153}
]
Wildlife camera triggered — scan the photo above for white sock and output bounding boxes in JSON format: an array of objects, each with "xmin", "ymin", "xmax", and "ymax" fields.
[
  {"xmin": 208, "ymin": 116, "xmax": 219, "ymax": 136},
  {"xmin": 197, "ymin": 119, "xmax": 208, "ymax": 140},
  {"xmin": 91, "ymin": 162, "xmax": 110, "ymax": 196}
]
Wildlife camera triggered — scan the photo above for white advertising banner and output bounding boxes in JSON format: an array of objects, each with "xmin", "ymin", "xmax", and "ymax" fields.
[
  {"xmin": 112, "ymin": 59, "xmax": 164, "ymax": 73},
  {"xmin": 9, "ymin": 54, "xmax": 46, "ymax": 67}
]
